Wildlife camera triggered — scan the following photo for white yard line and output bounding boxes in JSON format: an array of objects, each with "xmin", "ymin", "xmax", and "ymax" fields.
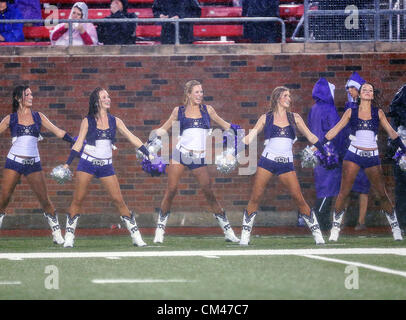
[
  {"xmin": 301, "ymin": 254, "xmax": 406, "ymax": 278},
  {"xmin": 92, "ymin": 279, "xmax": 194, "ymax": 284},
  {"xmin": 0, "ymin": 281, "xmax": 21, "ymax": 285},
  {"xmin": 1, "ymin": 248, "xmax": 406, "ymax": 260}
]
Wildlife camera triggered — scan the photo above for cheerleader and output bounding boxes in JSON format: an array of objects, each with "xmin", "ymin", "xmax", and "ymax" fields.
[
  {"xmin": 239, "ymin": 86, "xmax": 326, "ymax": 245},
  {"xmin": 151, "ymin": 80, "xmax": 240, "ymax": 244},
  {"xmin": 344, "ymin": 72, "xmax": 370, "ymax": 230},
  {"xmin": 324, "ymin": 82, "xmax": 404, "ymax": 241},
  {"xmin": 63, "ymin": 87, "xmax": 150, "ymax": 248},
  {"xmin": 0, "ymin": 85, "xmax": 75, "ymax": 244}
]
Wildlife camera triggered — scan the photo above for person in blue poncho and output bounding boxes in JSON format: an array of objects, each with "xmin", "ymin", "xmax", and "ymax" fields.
[
  {"xmin": 307, "ymin": 78, "xmax": 346, "ymax": 231},
  {"xmin": 0, "ymin": 0, "xmax": 24, "ymax": 42},
  {"xmin": 344, "ymin": 72, "xmax": 371, "ymax": 230}
]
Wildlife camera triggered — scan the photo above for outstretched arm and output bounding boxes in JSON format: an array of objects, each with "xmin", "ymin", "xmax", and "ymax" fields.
[
  {"xmin": 379, "ymin": 109, "xmax": 406, "ymax": 154},
  {"xmin": 116, "ymin": 117, "xmax": 144, "ymax": 149},
  {"xmin": 379, "ymin": 109, "xmax": 399, "ymax": 140},
  {"xmin": 242, "ymin": 114, "xmax": 266, "ymax": 145},
  {"xmin": 65, "ymin": 118, "xmax": 88, "ymax": 167},
  {"xmin": 294, "ymin": 113, "xmax": 319, "ymax": 144},
  {"xmin": 154, "ymin": 107, "xmax": 179, "ymax": 137},
  {"xmin": 325, "ymin": 108, "xmax": 352, "ymax": 141},
  {"xmin": 0, "ymin": 115, "xmax": 10, "ymax": 135},
  {"xmin": 39, "ymin": 112, "xmax": 74, "ymax": 143},
  {"xmin": 39, "ymin": 112, "xmax": 67, "ymax": 138},
  {"xmin": 206, "ymin": 105, "xmax": 232, "ymax": 130}
]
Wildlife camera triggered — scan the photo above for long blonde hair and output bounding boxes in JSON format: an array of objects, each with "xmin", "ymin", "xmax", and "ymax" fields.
[
  {"xmin": 268, "ymin": 86, "xmax": 290, "ymax": 113},
  {"xmin": 183, "ymin": 80, "xmax": 202, "ymax": 106}
]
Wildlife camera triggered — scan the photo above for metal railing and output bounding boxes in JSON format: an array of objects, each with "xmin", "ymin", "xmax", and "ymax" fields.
[
  {"xmin": 292, "ymin": 0, "xmax": 406, "ymax": 42},
  {"xmin": 0, "ymin": 17, "xmax": 286, "ymax": 45}
]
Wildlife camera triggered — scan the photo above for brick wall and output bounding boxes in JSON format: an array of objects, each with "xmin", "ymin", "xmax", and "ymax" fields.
[{"xmin": 1, "ymin": 48, "xmax": 405, "ymax": 225}]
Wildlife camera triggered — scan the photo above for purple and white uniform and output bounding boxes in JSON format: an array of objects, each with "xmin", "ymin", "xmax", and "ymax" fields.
[
  {"xmin": 76, "ymin": 114, "xmax": 116, "ymax": 178},
  {"xmin": 173, "ymin": 105, "xmax": 211, "ymax": 170},
  {"xmin": 257, "ymin": 112, "xmax": 296, "ymax": 176},
  {"xmin": 5, "ymin": 111, "xmax": 42, "ymax": 176},
  {"xmin": 343, "ymin": 106, "xmax": 380, "ymax": 169}
]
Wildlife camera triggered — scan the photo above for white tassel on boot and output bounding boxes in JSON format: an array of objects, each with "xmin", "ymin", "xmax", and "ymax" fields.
[
  {"xmin": 240, "ymin": 209, "xmax": 257, "ymax": 246},
  {"xmin": 329, "ymin": 209, "xmax": 345, "ymax": 242},
  {"xmin": 64, "ymin": 214, "xmax": 80, "ymax": 248},
  {"xmin": 214, "ymin": 210, "xmax": 240, "ymax": 243},
  {"xmin": 153, "ymin": 210, "xmax": 170, "ymax": 244},
  {"xmin": 383, "ymin": 209, "xmax": 403, "ymax": 241},
  {"xmin": 300, "ymin": 210, "xmax": 325, "ymax": 245},
  {"xmin": 121, "ymin": 212, "xmax": 147, "ymax": 247},
  {"xmin": 44, "ymin": 212, "xmax": 64, "ymax": 245}
]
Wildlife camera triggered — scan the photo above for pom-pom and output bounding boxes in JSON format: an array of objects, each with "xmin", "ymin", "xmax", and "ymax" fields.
[
  {"xmin": 314, "ymin": 142, "xmax": 339, "ymax": 169},
  {"xmin": 393, "ymin": 150, "xmax": 406, "ymax": 171},
  {"xmin": 136, "ymin": 137, "xmax": 162, "ymax": 161},
  {"xmin": 299, "ymin": 145, "xmax": 319, "ymax": 168},
  {"xmin": 215, "ymin": 148, "xmax": 238, "ymax": 174},
  {"xmin": 397, "ymin": 126, "xmax": 406, "ymax": 142},
  {"xmin": 223, "ymin": 124, "xmax": 245, "ymax": 156},
  {"xmin": 142, "ymin": 156, "xmax": 166, "ymax": 177},
  {"xmin": 50, "ymin": 165, "xmax": 73, "ymax": 184}
]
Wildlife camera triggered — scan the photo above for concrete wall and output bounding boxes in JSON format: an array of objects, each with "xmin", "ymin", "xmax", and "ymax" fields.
[{"xmin": 0, "ymin": 43, "xmax": 405, "ymax": 228}]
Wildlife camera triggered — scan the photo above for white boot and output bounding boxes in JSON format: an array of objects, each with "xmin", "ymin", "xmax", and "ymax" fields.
[
  {"xmin": 329, "ymin": 209, "xmax": 345, "ymax": 242},
  {"xmin": 63, "ymin": 214, "xmax": 80, "ymax": 248},
  {"xmin": 0, "ymin": 213, "xmax": 5, "ymax": 229},
  {"xmin": 300, "ymin": 210, "xmax": 325, "ymax": 245},
  {"xmin": 383, "ymin": 209, "xmax": 403, "ymax": 241},
  {"xmin": 240, "ymin": 210, "xmax": 257, "ymax": 246},
  {"xmin": 214, "ymin": 211, "xmax": 240, "ymax": 243},
  {"xmin": 44, "ymin": 212, "xmax": 64, "ymax": 245},
  {"xmin": 121, "ymin": 212, "xmax": 147, "ymax": 247},
  {"xmin": 153, "ymin": 210, "xmax": 170, "ymax": 244}
]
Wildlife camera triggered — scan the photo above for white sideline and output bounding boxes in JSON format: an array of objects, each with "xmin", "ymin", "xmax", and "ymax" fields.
[
  {"xmin": 0, "ymin": 281, "xmax": 21, "ymax": 285},
  {"xmin": 1, "ymin": 248, "xmax": 406, "ymax": 260},
  {"xmin": 301, "ymin": 254, "xmax": 406, "ymax": 278},
  {"xmin": 92, "ymin": 279, "xmax": 194, "ymax": 284}
]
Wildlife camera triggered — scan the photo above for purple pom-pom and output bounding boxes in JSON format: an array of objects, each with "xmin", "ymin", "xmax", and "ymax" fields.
[
  {"xmin": 315, "ymin": 143, "xmax": 339, "ymax": 169},
  {"xmin": 393, "ymin": 150, "xmax": 405, "ymax": 162},
  {"xmin": 142, "ymin": 156, "xmax": 166, "ymax": 177}
]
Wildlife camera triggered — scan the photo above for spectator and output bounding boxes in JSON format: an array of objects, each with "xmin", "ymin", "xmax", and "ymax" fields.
[
  {"xmin": 15, "ymin": 0, "xmax": 41, "ymax": 25},
  {"xmin": 242, "ymin": 0, "xmax": 279, "ymax": 43},
  {"xmin": 0, "ymin": 0, "xmax": 24, "ymax": 42},
  {"xmin": 307, "ymin": 78, "xmax": 346, "ymax": 231},
  {"xmin": 50, "ymin": 2, "xmax": 98, "ymax": 46},
  {"xmin": 152, "ymin": 0, "xmax": 201, "ymax": 44},
  {"xmin": 96, "ymin": 0, "xmax": 137, "ymax": 45}
]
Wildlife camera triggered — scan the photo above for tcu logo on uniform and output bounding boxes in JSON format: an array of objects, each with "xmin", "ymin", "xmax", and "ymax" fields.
[
  {"xmin": 274, "ymin": 157, "xmax": 288, "ymax": 163},
  {"xmin": 92, "ymin": 159, "xmax": 105, "ymax": 166},
  {"xmin": 360, "ymin": 151, "xmax": 372, "ymax": 157},
  {"xmin": 22, "ymin": 159, "xmax": 34, "ymax": 165}
]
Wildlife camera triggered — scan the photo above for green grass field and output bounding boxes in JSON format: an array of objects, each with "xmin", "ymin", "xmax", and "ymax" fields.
[{"xmin": 1, "ymin": 235, "xmax": 405, "ymax": 300}]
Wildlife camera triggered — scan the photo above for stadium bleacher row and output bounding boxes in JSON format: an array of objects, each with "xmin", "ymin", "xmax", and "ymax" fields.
[{"xmin": 4, "ymin": 0, "xmax": 305, "ymax": 45}]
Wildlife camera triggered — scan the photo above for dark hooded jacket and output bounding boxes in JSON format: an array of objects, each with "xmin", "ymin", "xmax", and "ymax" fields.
[
  {"xmin": 97, "ymin": 0, "xmax": 137, "ymax": 45},
  {"xmin": 242, "ymin": 0, "xmax": 279, "ymax": 43},
  {"xmin": 152, "ymin": 0, "xmax": 201, "ymax": 44}
]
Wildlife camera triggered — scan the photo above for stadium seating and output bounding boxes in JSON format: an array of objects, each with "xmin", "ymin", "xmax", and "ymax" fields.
[
  {"xmin": 38, "ymin": 0, "xmax": 234, "ymax": 4},
  {"xmin": 20, "ymin": 1, "xmax": 305, "ymax": 44}
]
